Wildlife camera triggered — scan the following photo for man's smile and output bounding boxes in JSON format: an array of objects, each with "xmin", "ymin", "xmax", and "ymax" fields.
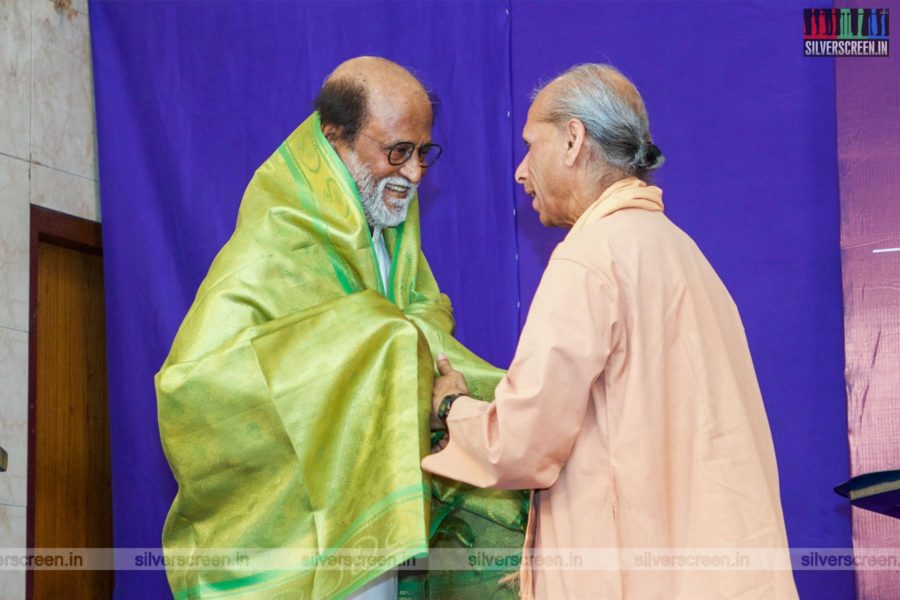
[{"xmin": 385, "ymin": 183, "xmax": 410, "ymax": 196}]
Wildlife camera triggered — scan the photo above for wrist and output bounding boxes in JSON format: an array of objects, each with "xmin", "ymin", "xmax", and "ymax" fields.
[{"xmin": 437, "ymin": 393, "xmax": 465, "ymax": 425}]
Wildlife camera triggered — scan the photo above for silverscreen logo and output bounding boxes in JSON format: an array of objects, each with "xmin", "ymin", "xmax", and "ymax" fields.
[{"xmin": 804, "ymin": 8, "xmax": 889, "ymax": 56}]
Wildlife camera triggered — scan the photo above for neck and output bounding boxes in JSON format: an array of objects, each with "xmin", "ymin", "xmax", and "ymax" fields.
[
  {"xmin": 562, "ymin": 192, "xmax": 597, "ymax": 228},
  {"xmin": 565, "ymin": 168, "xmax": 623, "ymax": 226}
]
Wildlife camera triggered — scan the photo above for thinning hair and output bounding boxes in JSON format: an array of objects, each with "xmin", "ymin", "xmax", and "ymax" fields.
[
  {"xmin": 315, "ymin": 78, "xmax": 368, "ymax": 143},
  {"xmin": 536, "ymin": 64, "xmax": 664, "ymax": 183},
  {"xmin": 314, "ymin": 59, "xmax": 439, "ymax": 144}
]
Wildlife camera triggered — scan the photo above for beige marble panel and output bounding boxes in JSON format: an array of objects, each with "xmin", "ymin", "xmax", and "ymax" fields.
[
  {"xmin": 32, "ymin": 0, "xmax": 96, "ymax": 179},
  {"xmin": 73, "ymin": 0, "xmax": 88, "ymax": 16},
  {"xmin": 0, "ymin": 327, "xmax": 28, "ymax": 508},
  {"xmin": 0, "ymin": 156, "xmax": 30, "ymax": 332},
  {"xmin": 31, "ymin": 163, "xmax": 100, "ymax": 222},
  {"xmin": 50, "ymin": 0, "xmax": 89, "ymax": 17},
  {"xmin": 0, "ymin": 0, "xmax": 32, "ymax": 160},
  {"xmin": 0, "ymin": 504, "xmax": 27, "ymax": 599}
]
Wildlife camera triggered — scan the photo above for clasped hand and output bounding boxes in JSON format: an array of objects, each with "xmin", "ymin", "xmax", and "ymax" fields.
[{"xmin": 430, "ymin": 353, "xmax": 469, "ymax": 441}]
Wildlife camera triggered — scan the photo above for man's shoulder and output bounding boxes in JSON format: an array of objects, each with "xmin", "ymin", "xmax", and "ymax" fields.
[
  {"xmin": 556, "ymin": 209, "xmax": 699, "ymax": 276},
  {"xmin": 550, "ymin": 232, "xmax": 615, "ymax": 284},
  {"xmin": 558, "ymin": 208, "xmax": 654, "ymax": 252},
  {"xmin": 572, "ymin": 209, "xmax": 688, "ymax": 250}
]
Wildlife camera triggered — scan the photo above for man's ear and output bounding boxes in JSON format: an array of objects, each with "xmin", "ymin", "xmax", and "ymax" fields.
[
  {"xmin": 564, "ymin": 119, "xmax": 587, "ymax": 168},
  {"xmin": 321, "ymin": 123, "xmax": 342, "ymax": 143}
]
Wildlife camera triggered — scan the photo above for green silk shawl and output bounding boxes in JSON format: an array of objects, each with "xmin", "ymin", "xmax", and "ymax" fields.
[{"xmin": 156, "ymin": 113, "xmax": 526, "ymax": 599}]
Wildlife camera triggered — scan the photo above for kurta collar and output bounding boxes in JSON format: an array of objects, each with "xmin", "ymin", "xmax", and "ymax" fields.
[{"xmin": 570, "ymin": 177, "xmax": 664, "ymax": 234}]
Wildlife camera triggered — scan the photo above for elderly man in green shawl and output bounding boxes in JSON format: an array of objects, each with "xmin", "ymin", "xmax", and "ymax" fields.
[{"xmin": 156, "ymin": 57, "xmax": 526, "ymax": 599}]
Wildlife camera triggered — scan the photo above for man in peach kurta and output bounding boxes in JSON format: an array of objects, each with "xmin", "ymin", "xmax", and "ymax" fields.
[{"xmin": 422, "ymin": 64, "xmax": 799, "ymax": 599}]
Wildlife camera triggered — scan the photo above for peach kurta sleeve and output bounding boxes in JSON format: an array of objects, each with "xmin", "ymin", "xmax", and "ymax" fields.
[{"xmin": 422, "ymin": 254, "xmax": 617, "ymax": 490}]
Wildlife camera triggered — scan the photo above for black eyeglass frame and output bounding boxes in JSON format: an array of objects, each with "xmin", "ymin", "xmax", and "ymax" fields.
[{"xmin": 358, "ymin": 132, "xmax": 443, "ymax": 168}]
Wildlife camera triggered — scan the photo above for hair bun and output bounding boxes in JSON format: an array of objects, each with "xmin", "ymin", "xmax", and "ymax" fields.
[{"xmin": 633, "ymin": 141, "xmax": 664, "ymax": 171}]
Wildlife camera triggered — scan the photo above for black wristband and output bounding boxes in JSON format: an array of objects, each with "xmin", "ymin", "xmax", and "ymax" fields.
[{"xmin": 437, "ymin": 393, "xmax": 465, "ymax": 424}]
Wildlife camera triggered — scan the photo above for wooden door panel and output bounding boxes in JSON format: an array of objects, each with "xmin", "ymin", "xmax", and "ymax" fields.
[{"xmin": 30, "ymin": 207, "xmax": 113, "ymax": 599}]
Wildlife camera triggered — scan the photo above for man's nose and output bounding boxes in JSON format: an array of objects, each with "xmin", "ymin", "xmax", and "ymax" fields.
[
  {"xmin": 399, "ymin": 159, "xmax": 424, "ymax": 185},
  {"xmin": 514, "ymin": 156, "xmax": 528, "ymax": 184}
]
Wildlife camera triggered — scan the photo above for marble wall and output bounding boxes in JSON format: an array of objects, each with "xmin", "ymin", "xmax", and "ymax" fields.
[{"xmin": 0, "ymin": 0, "xmax": 99, "ymax": 596}]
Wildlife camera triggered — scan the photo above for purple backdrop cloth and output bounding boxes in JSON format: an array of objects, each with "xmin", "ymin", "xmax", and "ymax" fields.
[
  {"xmin": 90, "ymin": 1, "xmax": 853, "ymax": 598},
  {"xmin": 837, "ymin": 2, "xmax": 900, "ymax": 598}
]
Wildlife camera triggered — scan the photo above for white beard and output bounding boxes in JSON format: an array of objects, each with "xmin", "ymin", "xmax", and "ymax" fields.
[{"xmin": 344, "ymin": 151, "xmax": 417, "ymax": 228}]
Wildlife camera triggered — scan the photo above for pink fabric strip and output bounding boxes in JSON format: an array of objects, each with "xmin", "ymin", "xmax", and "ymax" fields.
[{"xmin": 836, "ymin": 2, "xmax": 900, "ymax": 598}]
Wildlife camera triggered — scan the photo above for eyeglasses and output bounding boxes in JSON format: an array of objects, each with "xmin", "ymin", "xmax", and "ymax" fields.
[{"xmin": 359, "ymin": 132, "xmax": 442, "ymax": 168}]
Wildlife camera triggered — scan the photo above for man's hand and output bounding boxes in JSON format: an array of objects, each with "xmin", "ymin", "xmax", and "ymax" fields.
[{"xmin": 430, "ymin": 353, "xmax": 470, "ymax": 431}]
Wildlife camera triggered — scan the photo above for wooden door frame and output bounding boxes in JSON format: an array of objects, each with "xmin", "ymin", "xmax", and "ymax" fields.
[{"xmin": 27, "ymin": 205, "xmax": 103, "ymax": 600}]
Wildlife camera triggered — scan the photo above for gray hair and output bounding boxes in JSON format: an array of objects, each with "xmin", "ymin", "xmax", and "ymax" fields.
[{"xmin": 536, "ymin": 64, "xmax": 664, "ymax": 183}]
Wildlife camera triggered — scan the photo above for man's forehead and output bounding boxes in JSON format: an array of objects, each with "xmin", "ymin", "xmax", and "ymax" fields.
[
  {"xmin": 531, "ymin": 86, "xmax": 555, "ymax": 116},
  {"xmin": 367, "ymin": 93, "xmax": 433, "ymax": 141},
  {"xmin": 523, "ymin": 94, "xmax": 550, "ymax": 138}
]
